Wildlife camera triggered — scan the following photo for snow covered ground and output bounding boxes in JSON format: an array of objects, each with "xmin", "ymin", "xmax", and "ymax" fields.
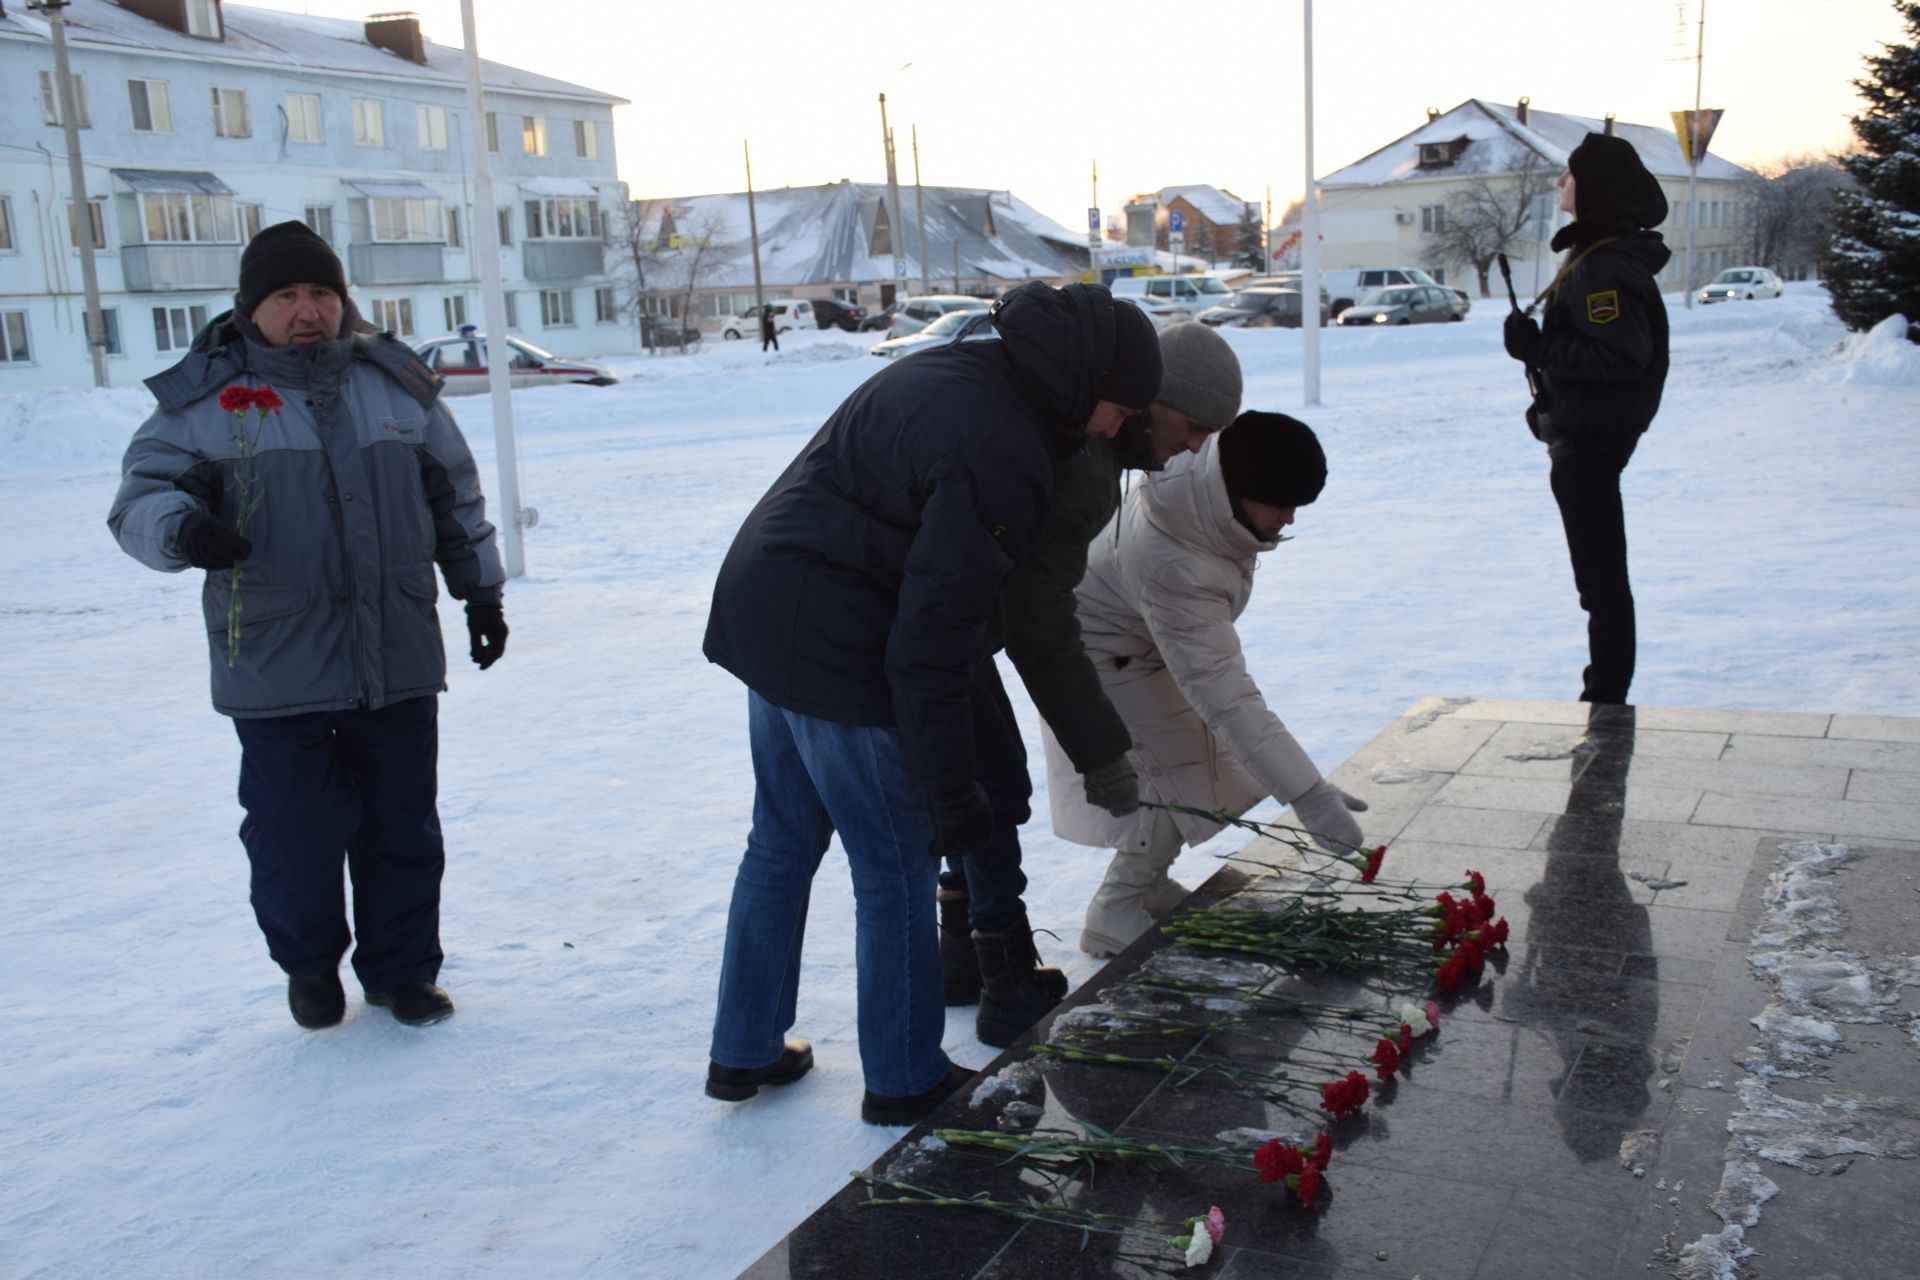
[{"xmin": 2, "ymin": 288, "xmax": 1916, "ymax": 1278}]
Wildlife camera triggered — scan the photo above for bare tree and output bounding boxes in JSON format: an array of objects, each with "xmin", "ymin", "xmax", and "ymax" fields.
[
  {"xmin": 615, "ymin": 198, "xmax": 673, "ymax": 354},
  {"xmin": 613, "ymin": 203, "xmax": 732, "ymax": 354},
  {"xmin": 1741, "ymin": 151, "xmax": 1850, "ymax": 280},
  {"xmin": 1421, "ymin": 156, "xmax": 1558, "ymax": 296}
]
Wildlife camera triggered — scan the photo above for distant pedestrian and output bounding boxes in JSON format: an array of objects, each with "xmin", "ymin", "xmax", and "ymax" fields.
[
  {"xmin": 702, "ymin": 281, "xmax": 1161, "ymax": 1124},
  {"xmin": 760, "ymin": 302, "xmax": 779, "ymax": 352},
  {"xmin": 107, "ymin": 221, "xmax": 507, "ymax": 1031},
  {"xmin": 1503, "ymin": 132, "xmax": 1671, "ymax": 704}
]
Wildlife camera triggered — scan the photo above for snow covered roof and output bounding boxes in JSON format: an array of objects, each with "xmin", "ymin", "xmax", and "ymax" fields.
[
  {"xmin": 639, "ymin": 181, "xmax": 1084, "ymax": 289},
  {"xmin": 1157, "ymin": 185, "xmax": 1256, "ymax": 226},
  {"xmin": 1320, "ymin": 99, "xmax": 1749, "ymax": 188},
  {"xmin": 0, "ymin": 0, "xmax": 625, "ymax": 105}
]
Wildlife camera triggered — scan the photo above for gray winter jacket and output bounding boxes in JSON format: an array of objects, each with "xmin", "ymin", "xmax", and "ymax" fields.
[{"xmin": 108, "ymin": 312, "xmax": 503, "ymax": 718}]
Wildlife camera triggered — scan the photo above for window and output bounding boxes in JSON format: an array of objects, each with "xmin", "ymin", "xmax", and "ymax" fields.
[
  {"xmin": 97, "ymin": 308, "xmax": 123, "ymax": 356},
  {"xmin": 443, "ymin": 295, "xmax": 467, "ymax": 330},
  {"xmin": 522, "ymin": 116, "xmax": 547, "ymax": 156},
  {"xmin": 66, "ymin": 199, "xmax": 107, "ymax": 250},
  {"xmin": 486, "ymin": 112, "xmax": 499, "ymax": 153},
  {"xmin": 128, "ymin": 79, "xmax": 172, "ymax": 133},
  {"xmin": 370, "ymin": 196, "xmax": 443, "ymax": 243},
  {"xmin": 153, "ymin": 304, "xmax": 209, "ymax": 353},
  {"xmin": 284, "ymin": 92, "xmax": 322, "ymax": 143},
  {"xmin": 595, "ymin": 286, "xmax": 616, "ymax": 323},
  {"xmin": 503, "ymin": 291, "xmax": 518, "ymax": 329},
  {"xmin": 1, "ymin": 312, "xmax": 30, "ymax": 365},
  {"xmin": 526, "ymin": 196, "xmax": 600, "ymax": 239},
  {"xmin": 211, "ymin": 87, "xmax": 249, "ymax": 138},
  {"xmin": 0, "ymin": 198, "xmax": 13, "ymax": 251},
  {"xmin": 38, "ymin": 70, "xmax": 90, "ymax": 128},
  {"xmin": 1420, "ymin": 204, "xmax": 1447, "ymax": 234},
  {"xmin": 444, "ymin": 208, "xmax": 462, "ymax": 248},
  {"xmin": 303, "ymin": 205, "xmax": 334, "ymax": 244},
  {"xmin": 417, "ymin": 104, "xmax": 449, "ymax": 151},
  {"xmin": 185, "ymin": 0, "xmax": 222, "ymax": 39},
  {"xmin": 239, "ymin": 203, "xmax": 263, "ymax": 241},
  {"xmin": 573, "ymin": 120, "xmax": 597, "ymax": 159},
  {"xmin": 496, "ymin": 207, "xmax": 513, "ymax": 247},
  {"xmin": 140, "ymin": 192, "xmax": 236, "ymax": 244},
  {"xmin": 352, "ymin": 98, "xmax": 385, "ymax": 147},
  {"xmin": 540, "ymin": 289, "xmax": 574, "ymax": 327},
  {"xmin": 370, "ymin": 298, "xmax": 415, "ymax": 336}
]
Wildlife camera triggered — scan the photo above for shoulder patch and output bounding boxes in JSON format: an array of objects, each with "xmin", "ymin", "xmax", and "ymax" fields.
[
  {"xmin": 990, "ymin": 523, "xmax": 1008, "ymax": 539},
  {"xmin": 1586, "ymin": 290, "xmax": 1621, "ymax": 324}
]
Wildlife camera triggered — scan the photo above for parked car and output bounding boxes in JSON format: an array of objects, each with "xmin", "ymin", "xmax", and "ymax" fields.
[
  {"xmin": 1110, "ymin": 274, "xmax": 1237, "ymax": 329},
  {"xmin": 859, "ymin": 301, "xmax": 900, "ymax": 332},
  {"xmin": 1697, "ymin": 266, "xmax": 1784, "ymax": 304},
  {"xmin": 640, "ymin": 315, "xmax": 700, "ymax": 348},
  {"xmin": 869, "ymin": 307, "xmax": 997, "ymax": 359},
  {"xmin": 812, "ymin": 298, "xmax": 866, "ymax": 331},
  {"xmin": 1319, "ymin": 267, "xmax": 1441, "ymax": 316},
  {"xmin": 1335, "ymin": 285, "xmax": 1468, "ymax": 326},
  {"xmin": 1195, "ymin": 288, "xmax": 1328, "ymax": 329},
  {"xmin": 887, "ymin": 294, "xmax": 991, "ymax": 339},
  {"xmin": 414, "ymin": 331, "xmax": 616, "ymax": 395},
  {"xmin": 721, "ymin": 299, "xmax": 815, "ymax": 340}
]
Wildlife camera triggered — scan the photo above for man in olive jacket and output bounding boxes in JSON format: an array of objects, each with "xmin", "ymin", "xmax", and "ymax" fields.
[
  {"xmin": 702, "ymin": 281, "xmax": 1160, "ymax": 1122},
  {"xmin": 1504, "ymin": 132, "xmax": 1671, "ymax": 704},
  {"xmin": 108, "ymin": 222, "xmax": 506, "ymax": 1030}
]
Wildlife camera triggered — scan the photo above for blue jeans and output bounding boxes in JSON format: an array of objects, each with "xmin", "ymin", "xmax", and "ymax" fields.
[
  {"xmin": 710, "ymin": 691, "xmax": 952, "ymax": 1097},
  {"xmin": 938, "ymin": 661, "xmax": 1032, "ymax": 933}
]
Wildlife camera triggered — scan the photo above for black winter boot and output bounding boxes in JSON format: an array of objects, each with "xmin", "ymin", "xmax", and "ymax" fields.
[
  {"xmin": 973, "ymin": 918, "xmax": 1069, "ymax": 1049},
  {"xmin": 939, "ymin": 884, "xmax": 983, "ymax": 1006}
]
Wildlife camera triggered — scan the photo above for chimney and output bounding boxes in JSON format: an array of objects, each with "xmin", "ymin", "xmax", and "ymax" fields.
[
  {"xmin": 366, "ymin": 11, "xmax": 427, "ymax": 65},
  {"xmin": 1603, "ymin": 112, "xmax": 1617, "ymax": 136},
  {"xmin": 1516, "ymin": 96, "xmax": 1530, "ymax": 127},
  {"xmin": 1426, "ymin": 106, "xmax": 1439, "ymax": 123}
]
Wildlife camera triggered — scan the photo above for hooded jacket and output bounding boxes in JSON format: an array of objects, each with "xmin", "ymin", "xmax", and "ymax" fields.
[
  {"xmin": 1043, "ymin": 433, "xmax": 1322, "ymax": 851},
  {"xmin": 704, "ymin": 281, "xmax": 1125, "ymax": 802},
  {"xmin": 108, "ymin": 310, "xmax": 503, "ymax": 718}
]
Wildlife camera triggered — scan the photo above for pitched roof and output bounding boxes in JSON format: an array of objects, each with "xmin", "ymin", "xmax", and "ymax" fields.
[
  {"xmin": 1155, "ymin": 185, "xmax": 1257, "ymax": 225},
  {"xmin": 1320, "ymin": 99, "xmax": 1749, "ymax": 187},
  {"xmin": 638, "ymin": 181, "xmax": 1084, "ymax": 290},
  {"xmin": 0, "ymin": 0, "xmax": 625, "ymax": 104}
]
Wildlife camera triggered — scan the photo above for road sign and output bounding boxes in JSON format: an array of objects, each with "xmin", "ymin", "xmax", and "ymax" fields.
[
  {"xmin": 1169, "ymin": 233, "xmax": 1185, "ymax": 254},
  {"xmin": 894, "ymin": 258, "xmax": 908, "ymax": 280},
  {"xmin": 1169, "ymin": 209, "xmax": 1184, "ymax": 234},
  {"xmin": 1087, "ymin": 207, "xmax": 1100, "ymax": 231}
]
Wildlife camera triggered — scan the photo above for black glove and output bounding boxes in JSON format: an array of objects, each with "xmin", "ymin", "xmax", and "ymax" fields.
[
  {"xmin": 1082, "ymin": 755, "xmax": 1141, "ymax": 818},
  {"xmin": 928, "ymin": 782, "xmax": 993, "ymax": 860},
  {"xmin": 466, "ymin": 602, "xmax": 508, "ymax": 670},
  {"xmin": 177, "ymin": 511, "xmax": 252, "ymax": 570},
  {"xmin": 1503, "ymin": 311, "xmax": 1542, "ymax": 363}
]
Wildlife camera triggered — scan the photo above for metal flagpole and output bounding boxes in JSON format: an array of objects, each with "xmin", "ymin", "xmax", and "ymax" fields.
[
  {"xmin": 459, "ymin": 0, "xmax": 524, "ymax": 576},
  {"xmin": 34, "ymin": 0, "xmax": 110, "ymax": 388},
  {"xmin": 912, "ymin": 126, "xmax": 929, "ymax": 295},
  {"xmin": 1300, "ymin": 0, "xmax": 1322, "ymax": 406},
  {"xmin": 1681, "ymin": 0, "xmax": 1706, "ymax": 309}
]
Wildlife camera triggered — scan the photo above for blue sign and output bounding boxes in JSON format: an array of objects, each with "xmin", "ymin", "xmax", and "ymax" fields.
[
  {"xmin": 1169, "ymin": 209, "xmax": 1184, "ymax": 234},
  {"xmin": 1087, "ymin": 207, "xmax": 1100, "ymax": 231},
  {"xmin": 894, "ymin": 258, "xmax": 908, "ymax": 279}
]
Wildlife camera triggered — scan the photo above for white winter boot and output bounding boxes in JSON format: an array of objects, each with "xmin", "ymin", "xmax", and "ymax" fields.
[{"xmin": 1079, "ymin": 815, "xmax": 1185, "ymax": 957}]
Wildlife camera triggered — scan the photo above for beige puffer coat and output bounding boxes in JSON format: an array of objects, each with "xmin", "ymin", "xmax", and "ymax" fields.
[{"xmin": 1043, "ymin": 433, "xmax": 1321, "ymax": 851}]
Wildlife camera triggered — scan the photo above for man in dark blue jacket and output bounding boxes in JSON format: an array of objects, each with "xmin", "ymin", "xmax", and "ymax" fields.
[{"xmin": 702, "ymin": 281, "xmax": 1161, "ymax": 1124}]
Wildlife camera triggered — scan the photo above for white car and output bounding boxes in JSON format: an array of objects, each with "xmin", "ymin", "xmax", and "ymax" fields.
[
  {"xmin": 722, "ymin": 300, "xmax": 815, "ymax": 340},
  {"xmin": 414, "ymin": 332, "xmax": 616, "ymax": 395},
  {"xmin": 1109, "ymin": 274, "xmax": 1235, "ymax": 329},
  {"xmin": 1697, "ymin": 266, "xmax": 1783, "ymax": 304},
  {"xmin": 869, "ymin": 307, "xmax": 997, "ymax": 359},
  {"xmin": 886, "ymin": 295, "xmax": 990, "ymax": 340}
]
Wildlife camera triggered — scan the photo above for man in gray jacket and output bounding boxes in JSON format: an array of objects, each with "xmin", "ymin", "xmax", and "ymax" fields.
[{"xmin": 108, "ymin": 222, "xmax": 507, "ymax": 1030}]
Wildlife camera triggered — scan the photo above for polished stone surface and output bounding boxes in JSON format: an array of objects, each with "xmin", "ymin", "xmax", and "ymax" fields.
[{"xmin": 743, "ymin": 698, "xmax": 1919, "ymax": 1279}]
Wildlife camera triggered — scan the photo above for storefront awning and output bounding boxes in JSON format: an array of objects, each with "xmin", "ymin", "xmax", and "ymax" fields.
[
  {"xmin": 349, "ymin": 181, "xmax": 441, "ymax": 200},
  {"xmin": 519, "ymin": 177, "xmax": 598, "ymax": 198},
  {"xmin": 112, "ymin": 169, "xmax": 234, "ymax": 196}
]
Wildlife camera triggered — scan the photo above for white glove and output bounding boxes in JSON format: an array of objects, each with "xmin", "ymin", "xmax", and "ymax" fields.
[{"xmin": 1289, "ymin": 780, "xmax": 1368, "ymax": 854}]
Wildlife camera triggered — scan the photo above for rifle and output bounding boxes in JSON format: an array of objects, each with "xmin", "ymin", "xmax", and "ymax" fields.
[{"xmin": 1498, "ymin": 252, "xmax": 1553, "ymax": 441}]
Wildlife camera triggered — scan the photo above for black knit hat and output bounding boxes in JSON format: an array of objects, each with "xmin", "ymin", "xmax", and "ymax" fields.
[
  {"xmin": 1218, "ymin": 411, "xmax": 1327, "ymax": 508},
  {"xmin": 1566, "ymin": 132, "xmax": 1669, "ymax": 229},
  {"xmin": 1101, "ymin": 298, "xmax": 1163, "ymax": 410},
  {"xmin": 235, "ymin": 220, "xmax": 349, "ymax": 319}
]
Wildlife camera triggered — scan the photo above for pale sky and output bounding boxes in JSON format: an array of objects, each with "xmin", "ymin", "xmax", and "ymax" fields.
[{"xmin": 245, "ymin": 0, "xmax": 1901, "ymax": 229}]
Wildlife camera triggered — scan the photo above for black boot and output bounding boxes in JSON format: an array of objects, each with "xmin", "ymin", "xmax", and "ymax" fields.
[
  {"xmin": 973, "ymin": 918, "xmax": 1069, "ymax": 1049},
  {"xmin": 288, "ymin": 972, "xmax": 345, "ymax": 1029},
  {"xmin": 939, "ymin": 884, "xmax": 982, "ymax": 1006},
  {"xmin": 365, "ymin": 982, "xmax": 455, "ymax": 1026}
]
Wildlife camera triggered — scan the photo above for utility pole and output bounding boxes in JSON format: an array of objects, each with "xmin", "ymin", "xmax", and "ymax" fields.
[
  {"xmin": 1681, "ymin": 0, "xmax": 1706, "ymax": 308},
  {"xmin": 459, "ymin": 0, "xmax": 525, "ymax": 576},
  {"xmin": 1300, "ymin": 0, "xmax": 1322, "ymax": 406},
  {"xmin": 33, "ymin": 0, "xmax": 109, "ymax": 388},
  {"xmin": 1265, "ymin": 183, "xmax": 1273, "ymax": 275},
  {"xmin": 1090, "ymin": 159, "xmax": 1100, "ymax": 285},
  {"xmin": 912, "ymin": 125, "xmax": 929, "ymax": 295},
  {"xmin": 745, "ymin": 139, "xmax": 765, "ymax": 318},
  {"xmin": 878, "ymin": 94, "xmax": 904, "ymax": 303}
]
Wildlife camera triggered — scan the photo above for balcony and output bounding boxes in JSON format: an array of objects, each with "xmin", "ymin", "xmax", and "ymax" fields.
[
  {"xmin": 120, "ymin": 244, "xmax": 243, "ymax": 293},
  {"xmin": 348, "ymin": 242, "xmax": 446, "ymax": 286},
  {"xmin": 523, "ymin": 239, "xmax": 605, "ymax": 282}
]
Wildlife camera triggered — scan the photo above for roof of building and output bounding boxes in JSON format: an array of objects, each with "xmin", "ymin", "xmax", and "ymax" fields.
[
  {"xmin": 1320, "ymin": 98, "xmax": 1748, "ymax": 187},
  {"xmin": 1155, "ymin": 185, "xmax": 1257, "ymax": 225},
  {"xmin": 0, "ymin": 0, "xmax": 626, "ymax": 105},
  {"xmin": 639, "ymin": 181, "xmax": 1084, "ymax": 289}
]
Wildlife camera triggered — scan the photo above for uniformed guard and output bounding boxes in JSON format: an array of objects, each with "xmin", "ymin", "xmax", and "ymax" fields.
[{"xmin": 1503, "ymin": 133, "xmax": 1671, "ymax": 705}]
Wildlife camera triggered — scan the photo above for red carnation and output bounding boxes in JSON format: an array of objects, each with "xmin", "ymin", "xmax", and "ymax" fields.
[
  {"xmin": 1370, "ymin": 1036, "xmax": 1400, "ymax": 1080},
  {"xmin": 1473, "ymin": 891, "xmax": 1497, "ymax": 920},
  {"xmin": 1294, "ymin": 1164, "xmax": 1322, "ymax": 1207},
  {"xmin": 1485, "ymin": 917, "xmax": 1510, "ymax": 949},
  {"xmin": 1311, "ymin": 1132, "xmax": 1333, "ymax": 1171},
  {"xmin": 1436, "ymin": 950, "xmax": 1468, "ymax": 993},
  {"xmin": 252, "ymin": 385, "xmax": 283, "ymax": 413},
  {"xmin": 1398, "ymin": 1021, "xmax": 1413, "ymax": 1054},
  {"xmin": 219, "ymin": 386, "xmax": 254, "ymax": 412},
  {"xmin": 1458, "ymin": 938, "xmax": 1485, "ymax": 975},
  {"xmin": 1254, "ymin": 1138, "xmax": 1295, "ymax": 1184},
  {"xmin": 1465, "ymin": 869, "xmax": 1486, "ymax": 895},
  {"xmin": 1319, "ymin": 1070, "xmax": 1370, "ymax": 1118},
  {"xmin": 1360, "ymin": 845, "xmax": 1386, "ymax": 884}
]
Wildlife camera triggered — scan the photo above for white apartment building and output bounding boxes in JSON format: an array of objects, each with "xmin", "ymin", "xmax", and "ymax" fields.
[{"xmin": 0, "ymin": 0, "xmax": 629, "ymax": 392}]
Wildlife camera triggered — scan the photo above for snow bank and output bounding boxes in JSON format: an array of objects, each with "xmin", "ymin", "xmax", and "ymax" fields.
[
  {"xmin": 1833, "ymin": 313, "xmax": 1920, "ymax": 385},
  {"xmin": 0, "ymin": 384, "xmax": 157, "ymax": 469}
]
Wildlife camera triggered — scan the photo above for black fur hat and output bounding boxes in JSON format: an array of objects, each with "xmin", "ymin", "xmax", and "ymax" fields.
[{"xmin": 1218, "ymin": 411, "xmax": 1327, "ymax": 508}]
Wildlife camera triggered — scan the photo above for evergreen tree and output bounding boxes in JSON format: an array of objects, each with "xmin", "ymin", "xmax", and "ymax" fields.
[
  {"xmin": 1234, "ymin": 203, "xmax": 1267, "ymax": 270},
  {"xmin": 1822, "ymin": 1, "xmax": 1920, "ymax": 340}
]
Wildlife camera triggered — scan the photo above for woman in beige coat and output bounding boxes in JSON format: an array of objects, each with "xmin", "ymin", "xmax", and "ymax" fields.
[{"xmin": 1043, "ymin": 411, "xmax": 1368, "ymax": 955}]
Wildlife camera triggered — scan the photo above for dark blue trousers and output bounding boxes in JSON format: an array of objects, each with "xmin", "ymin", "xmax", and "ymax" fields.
[
  {"xmin": 940, "ymin": 661, "xmax": 1033, "ymax": 933},
  {"xmin": 232, "ymin": 695, "xmax": 445, "ymax": 990}
]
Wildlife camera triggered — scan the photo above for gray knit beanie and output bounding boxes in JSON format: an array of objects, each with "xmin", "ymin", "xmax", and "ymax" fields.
[{"xmin": 1155, "ymin": 322, "xmax": 1243, "ymax": 427}]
